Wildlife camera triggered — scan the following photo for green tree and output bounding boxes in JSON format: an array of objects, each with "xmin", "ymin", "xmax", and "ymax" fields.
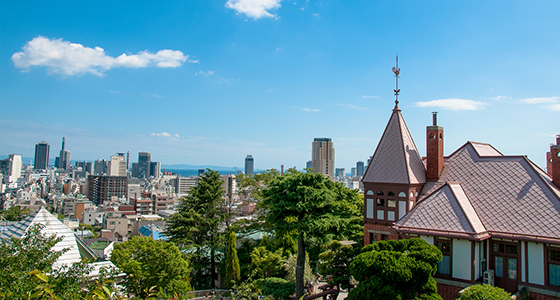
[
  {"xmin": 262, "ymin": 171, "xmax": 359, "ymax": 299},
  {"xmin": 0, "ymin": 205, "xmax": 31, "ymax": 221},
  {"xmin": 224, "ymin": 231, "xmax": 241, "ymax": 288},
  {"xmin": 110, "ymin": 236, "xmax": 191, "ymax": 298},
  {"xmin": 255, "ymin": 277, "xmax": 295, "ymax": 300},
  {"xmin": 458, "ymin": 284, "xmax": 511, "ymax": 300},
  {"xmin": 251, "ymin": 246, "xmax": 287, "ymax": 279},
  {"xmin": 348, "ymin": 238, "xmax": 443, "ymax": 300},
  {"xmin": 318, "ymin": 240, "xmax": 361, "ymax": 290},
  {"xmin": 166, "ymin": 169, "xmax": 228, "ymax": 290},
  {"xmin": 0, "ymin": 223, "xmax": 91, "ymax": 300}
]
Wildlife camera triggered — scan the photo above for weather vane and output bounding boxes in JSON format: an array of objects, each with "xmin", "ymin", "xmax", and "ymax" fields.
[{"xmin": 392, "ymin": 54, "xmax": 400, "ymax": 105}]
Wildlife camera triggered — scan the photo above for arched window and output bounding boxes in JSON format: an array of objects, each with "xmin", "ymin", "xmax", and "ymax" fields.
[
  {"xmin": 377, "ymin": 191, "xmax": 384, "ymax": 196},
  {"xmin": 557, "ymin": 152, "xmax": 560, "ymax": 157},
  {"xmin": 367, "ymin": 190, "xmax": 374, "ymax": 195},
  {"xmin": 439, "ymin": 133, "xmax": 443, "ymax": 140},
  {"xmin": 388, "ymin": 191, "xmax": 395, "ymax": 197},
  {"xmin": 409, "ymin": 192, "xmax": 414, "ymax": 198},
  {"xmin": 398, "ymin": 192, "xmax": 406, "ymax": 197},
  {"xmin": 430, "ymin": 133, "xmax": 436, "ymax": 139}
]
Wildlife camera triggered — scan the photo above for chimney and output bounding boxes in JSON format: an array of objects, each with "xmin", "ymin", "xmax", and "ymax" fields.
[
  {"xmin": 426, "ymin": 112, "xmax": 444, "ymax": 181},
  {"xmin": 552, "ymin": 135, "xmax": 560, "ymax": 188}
]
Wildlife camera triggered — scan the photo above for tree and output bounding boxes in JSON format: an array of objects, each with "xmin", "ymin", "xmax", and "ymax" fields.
[
  {"xmin": 110, "ymin": 236, "xmax": 191, "ymax": 298},
  {"xmin": 255, "ymin": 277, "xmax": 295, "ymax": 300},
  {"xmin": 166, "ymin": 169, "xmax": 228, "ymax": 289},
  {"xmin": 0, "ymin": 223, "xmax": 91, "ymax": 300},
  {"xmin": 224, "ymin": 231, "xmax": 241, "ymax": 288},
  {"xmin": 250, "ymin": 246, "xmax": 287, "ymax": 279},
  {"xmin": 0, "ymin": 205, "xmax": 31, "ymax": 221},
  {"xmin": 458, "ymin": 284, "xmax": 511, "ymax": 300},
  {"xmin": 318, "ymin": 240, "xmax": 361, "ymax": 290},
  {"xmin": 348, "ymin": 238, "xmax": 443, "ymax": 300},
  {"xmin": 262, "ymin": 171, "xmax": 359, "ymax": 299}
]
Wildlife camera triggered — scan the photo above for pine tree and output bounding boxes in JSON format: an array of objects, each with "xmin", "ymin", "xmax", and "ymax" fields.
[{"xmin": 224, "ymin": 231, "xmax": 241, "ymax": 288}]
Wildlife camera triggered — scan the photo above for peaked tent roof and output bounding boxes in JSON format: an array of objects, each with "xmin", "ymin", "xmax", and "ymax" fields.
[
  {"xmin": 395, "ymin": 141, "xmax": 560, "ymax": 243},
  {"xmin": 1, "ymin": 207, "xmax": 83, "ymax": 268},
  {"xmin": 362, "ymin": 104, "xmax": 426, "ymax": 185}
]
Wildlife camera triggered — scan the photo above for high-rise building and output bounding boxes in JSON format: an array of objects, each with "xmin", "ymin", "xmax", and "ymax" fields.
[
  {"xmin": 34, "ymin": 141, "xmax": 50, "ymax": 170},
  {"xmin": 312, "ymin": 138, "xmax": 335, "ymax": 179},
  {"xmin": 335, "ymin": 168, "xmax": 346, "ymax": 178},
  {"xmin": 351, "ymin": 167, "xmax": 357, "ymax": 177},
  {"xmin": 56, "ymin": 137, "xmax": 71, "ymax": 171},
  {"xmin": 87, "ymin": 175, "xmax": 128, "ymax": 205},
  {"xmin": 137, "ymin": 152, "xmax": 151, "ymax": 178},
  {"xmin": 306, "ymin": 160, "xmax": 312, "ymax": 170},
  {"xmin": 109, "ymin": 154, "xmax": 127, "ymax": 177},
  {"xmin": 94, "ymin": 159, "xmax": 109, "ymax": 175},
  {"xmin": 356, "ymin": 161, "xmax": 365, "ymax": 177},
  {"xmin": 150, "ymin": 161, "xmax": 161, "ymax": 178},
  {"xmin": 7, "ymin": 154, "xmax": 22, "ymax": 184},
  {"xmin": 245, "ymin": 155, "xmax": 254, "ymax": 175},
  {"xmin": 75, "ymin": 161, "xmax": 94, "ymax": 174}
]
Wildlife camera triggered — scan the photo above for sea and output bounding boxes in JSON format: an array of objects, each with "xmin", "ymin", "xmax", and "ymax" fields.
[{"xmin": 164, "ymin": 169, "xmax": 238, "ymax": 177}]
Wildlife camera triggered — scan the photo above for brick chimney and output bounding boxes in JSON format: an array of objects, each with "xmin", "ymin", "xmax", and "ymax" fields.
[
  {"xmin": 547, "ymin": 151, "xmax": 553, "ymax": 176},
  {"xmin": 426, "ymin": 112, "xmax": 444, "ymax": 181},
  {"xmin": 551, "ymin": 135, "xmax": 560, "ymax": 188}
]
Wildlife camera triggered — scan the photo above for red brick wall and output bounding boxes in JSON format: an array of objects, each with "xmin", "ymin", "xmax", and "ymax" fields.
[
  {"xmin": 426, "ymin": 126, "xmax": 444, "ymax": 181},
  {"xmin": 436, "ymin": 283, "xmax": 463, "ymax": 300},
  {"xmin": 528, "ymin": 291, "xmax": 560, "ymax": 300},
  {"xmin": 364, "ymin": 222, "xmax": 399, "ymax": 245}
]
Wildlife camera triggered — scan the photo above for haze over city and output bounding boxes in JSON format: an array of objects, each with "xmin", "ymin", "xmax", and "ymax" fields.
[{"xmin": 1, "ymin": 1, "xmax": 559, "ymax": 170}]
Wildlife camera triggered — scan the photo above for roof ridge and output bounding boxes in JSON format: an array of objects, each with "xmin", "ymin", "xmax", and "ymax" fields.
[{"xmin": 447, "ymin": 182, "xmax": 486, "ymax": 234}]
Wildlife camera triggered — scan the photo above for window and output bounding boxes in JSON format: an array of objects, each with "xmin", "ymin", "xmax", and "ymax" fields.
[
  {"xmin": 377, "ymin": 210, "xmax": 384, "ymax": 220},
  {"xmin": 377, "ymin": 191, "xmax": 384, "ymax": 196},
  {"xmin": 387, "ymin": 211, "xmax": 395, "ymax": 221},
  {"xmin": 367, "ymin": 190, "xmax": 374, "ymax": 195},
  {"xmin": 549, "ymin": 248, "xmax": 560, "ymax": 286},
  {"xmin": 398, "ymin": 192, "xmax": 406, "ymax": 197},
  {"xmin": 376, "ymin": 198, "xmax": 385, "ymax": 207},
  {"xmin": 388, "ymin": 191, "xmax": 395, "ymax": 196},
  {"xmin": 387, "ymin": 200, "xmax": 396, "ymax": 208},
  {"xmin": 436, "ymin": 240, "xmax": 451, "ymax": 275}
]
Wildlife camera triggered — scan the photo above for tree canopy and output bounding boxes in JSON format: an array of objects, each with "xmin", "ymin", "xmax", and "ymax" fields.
[
  {"xmin": 318, "ymin": 240, "xmax": 361, "ymax": 290},
  {"xmin": 458, "ymin": 284, "xmax": 512, "ymax": 300},
  {"xmin": 348, "ymin": 238, "xmax": 443, "ymax": 300},
  {"xmin": 110, "ymin": 236, "xmax": 191, "ymax": 298},
  {"xmin": 262, "ymin": 170, "xmax": 360, "ymax": 298},
  {"xmin": 166, "ymin": 168, "xmax": 227, "ymax": 289}
]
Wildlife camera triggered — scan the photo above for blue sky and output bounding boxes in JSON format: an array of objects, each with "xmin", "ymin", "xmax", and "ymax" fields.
[{"xmin": 1, "ymin": 0, "xmax": 559, "ymax": 171}]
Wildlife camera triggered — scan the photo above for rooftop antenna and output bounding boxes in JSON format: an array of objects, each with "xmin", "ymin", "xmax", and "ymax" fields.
[{"xmin": 392, "ymin": 54, "xmax": 401, "ymax": 105}]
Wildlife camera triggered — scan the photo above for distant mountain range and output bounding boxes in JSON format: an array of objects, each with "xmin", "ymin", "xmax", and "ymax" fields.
[{"xmin": 0, "ymin": 155, "xmax": 236, "ymax": 171}]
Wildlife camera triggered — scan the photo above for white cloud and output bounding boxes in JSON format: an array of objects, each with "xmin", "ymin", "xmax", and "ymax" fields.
[
  {"xmin": 339, "ymin": 104, "xmax": 366, "ymax": 110},
  {"xmin": 302, "ymin": 108, "xmax": 320, "ymax": 112},
  {"xmin": 549, "ymin": 103, "xmax": 560, "ymax": 111},
  {"xmin": 225, "ymin": 0, "xmax": 282, "ymax": 19},
  {"xmin": 195, "ymin": 70, "xmax": 215, "ymax": 76},
  {"xmin": 12, "ymin": 36, "xmax": 191, "ymax": 77},
  {"xmin": 362, "ymin": 95, "xmax": 377, "ymax": 98},
  {"xmin": 312, "ymin": 13, "xmax": 320, "ymax": 17},
  {"xmin": 151, "ymin": 132, "xmax": 171, "ymax": 137},
  {"xmin": 415, "ymin": 98, "xmax": 488, "ymax": 111},
  {"xmin": 520, "ymin": 97, "xmax": 559, "ymax": 104},
  {"xmin": 490, "ymin": 95, "xmax": 511, "ymax": 101}
]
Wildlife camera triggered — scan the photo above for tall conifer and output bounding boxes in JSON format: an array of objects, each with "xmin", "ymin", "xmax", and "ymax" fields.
[{"xmin": 224, "ymin": 231, "xmax": 241, "ymax": 288}]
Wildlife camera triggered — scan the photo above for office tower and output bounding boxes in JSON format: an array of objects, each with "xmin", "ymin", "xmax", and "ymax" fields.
[
  {"xmin": 312, "ymin": 138, "xmax": 335, "ymax": 179},
  {"xmin": 335, "ymin": 168, "xmax": 345, "ymax": 178},
  {"xmin": 150, "ymin": 161, "xmax": 161, "ymax": 178},
  {"xmin": 75, "ymin": 161, "xmax": 94, "ymax": 174},
  {"xmin": 109, "ymin": 154, "xmax": 127, "ymax": 177},
  {"xmin": 198, "ymin": 169, "xmax": 205, "ymax": 176},
  {"xmin": 137, "ymin": 152, "xmax": 151, "ymax": 178},
  {"xmin": 34, "ymin": 141, "xmax": 50, "ymax": 170},
  {"xmin": 245, "ymin": 155, "xmax": 254, "ymax": 175},
  {"xmin": 7, "ymin": 154, "xmax": 22, "ymax": 184},
  {"xmin": 351, "ymin": 167, "xmax": 357, "ymax": 177},
  {"xmin": 87, "ymin": 175, "xmax": 128, "ymax": 205},
  {"xmin": 356, "ymin": 161, "xmax": 365, "ymax": 177},
  {"xmin": 306, "ymin": 160, "xmax": 312, "ymax": 170},
  {"xmin": 56, "ymin": 137, "xmax": 71, "ymax": 170},
  {"xmin": 94, "ymin": 159, "xmax": 109, "ymax": 175}
]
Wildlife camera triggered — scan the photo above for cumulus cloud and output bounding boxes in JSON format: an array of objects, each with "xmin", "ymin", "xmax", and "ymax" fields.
[
  {"xmin": 490, "ymin": 95, "xmax": 512, "ymax": 101},
  {"xmin": 195, "ymin": 70, "xmax": 214, "ymax": 76},
  {"xmin": 302, "ymin": 108, "xmax": 320, "ymax": 112},
  {"xmin": 415, "ymin": 98, "xmax": 488, "ymax": 111},
  {"xmin": 151, "ymin": 132, "xmax": 180, "ymax": 138},
  {"xmin": 520, "ymin": 97, "xmax": 559, "ymax": 104},
  {"xmin": 550, "ymin": 104, "xmax": 560, "ymax": 111},
  {"xmin": 225, "ymin": 0, "xmax": 282, "ymax": 19},
  {"xmin": 12, "ymin": 36, "xmax": 192, "ymax": 76},
  {"xmin": 362, "ymin": 95, "xmax": 377, "ymax": 99}
]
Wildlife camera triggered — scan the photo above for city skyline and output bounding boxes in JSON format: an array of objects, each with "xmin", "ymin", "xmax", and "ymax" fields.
[{"xmin": 1, "ymin": 1, "xmax": 559, "ymax": 170}]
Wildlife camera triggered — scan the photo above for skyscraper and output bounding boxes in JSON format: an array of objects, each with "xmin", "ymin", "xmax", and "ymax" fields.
[
  {"xmin": 312, "ymin": 138, "xmax": 335, "ymax": 179},
  {"xmin": 34, "ymin": 141, "xmax": 50, "ymax": 170},
  {"xmin": 356, "ymin": 161, "xmax": 365, "ymax": 177},
  {"xmin": 109, "ymin": 154, "xmax": 127, "ymax": 177},
  {"xmin": 7, "ymin": 154, "xmax": 22, "ymax": 185},
  {"xmin": 137, "ymin": 152, "xmax": 151, "ymax": 178},
  {"xmin": 245, "ymin": 155, "xmax": 254, "ymax": 175},
  {"xmin": 306, "ymin": 160, "xmax": 312, "ymax": 170},
  {"xmin": 56, "ymin": 137, "xmax": 71, "ymax": 171}
]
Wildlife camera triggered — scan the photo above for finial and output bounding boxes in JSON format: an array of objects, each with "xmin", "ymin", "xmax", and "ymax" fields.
[{"xmin": 392, "ymin": 54, "xmax": 400, "ymax": 105}]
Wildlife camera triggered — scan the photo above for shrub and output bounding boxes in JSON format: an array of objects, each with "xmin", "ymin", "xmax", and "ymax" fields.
[
  {"xmin": 458, "ymin": 284, "xmax": 511, "ymax": 300},
  {"xmin": 256, "ymin": 277, "xmax": 295, "ymax": 300}
]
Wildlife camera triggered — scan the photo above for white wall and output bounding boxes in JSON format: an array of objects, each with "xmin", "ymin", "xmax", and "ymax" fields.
[
  {"xmin": 420, "ymin": 235, "xmax": 434, "ymax": 245},
  {"xmin": 474, "ymin": 242, "xmax": 480, "ymax": 280},
  {"xmin": 527, "ymin": 242, "xmax": 544, "ymax": 285},
  {"xmin": 453, "ymin": 239, "xmax": 472, "ymax": 280}
]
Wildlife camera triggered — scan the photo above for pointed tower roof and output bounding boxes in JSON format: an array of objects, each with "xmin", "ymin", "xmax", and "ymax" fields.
[
  {"xmin": 1, "ymin": 207, "xmax": 83, "ymax": 268},
  {"xmin": 362, "ymin": 104, "xmax": 426, "ymax": 184}
]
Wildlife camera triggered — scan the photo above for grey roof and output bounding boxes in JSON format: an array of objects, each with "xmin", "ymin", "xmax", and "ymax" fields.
[
  {"xmin": 395, "ymin": 142, "xmax": 560, "ymax": 242},
  {"xmin": 362, "ymin": 105, "xmax": 426, "ymax": 185}
]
